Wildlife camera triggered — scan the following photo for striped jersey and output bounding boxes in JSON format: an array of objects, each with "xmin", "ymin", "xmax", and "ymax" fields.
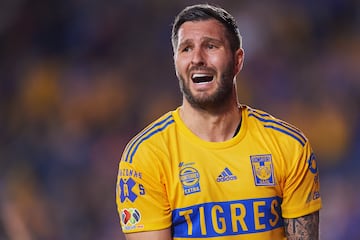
[{"xmin": 116, "ymin": 105, "xmax": 322, "ymax": 239}]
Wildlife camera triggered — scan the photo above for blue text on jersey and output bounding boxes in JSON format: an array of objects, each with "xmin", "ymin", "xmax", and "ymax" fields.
[{"xmin": 172, "ymin": 196, "xmax": 283, "ymax": 238}]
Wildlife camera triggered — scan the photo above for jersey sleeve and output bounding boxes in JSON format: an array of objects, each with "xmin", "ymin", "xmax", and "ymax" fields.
[
  {"xmin": 281, "ymin": 141, "xmax": 322, "ymax": 218},
  {"xmin": 115, "ymin": 141, "xmax": 172, "ymax": 233}
]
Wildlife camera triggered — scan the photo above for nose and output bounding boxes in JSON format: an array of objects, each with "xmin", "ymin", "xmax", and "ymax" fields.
[{"xmin": 191, "ymin": 47, "xmax": 205, "ymax": 66}]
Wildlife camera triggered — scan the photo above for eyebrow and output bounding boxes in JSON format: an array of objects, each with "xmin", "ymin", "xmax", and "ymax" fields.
[
  {"xmin": 177, "ymin": 39, "xmax": 193, "ymax": 50},
  {"xmin": 178, "ymin": 37, "xmax": 224, "ymax": 49},
  {"xmin": 201, "ymin": 37, "xmax": 223, "ymax": 45}
]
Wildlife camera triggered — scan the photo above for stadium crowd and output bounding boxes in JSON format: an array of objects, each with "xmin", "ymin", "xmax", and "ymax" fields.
[{"xmin": 0, "ymin": 0, "xmax": 359, "ymax": 239}]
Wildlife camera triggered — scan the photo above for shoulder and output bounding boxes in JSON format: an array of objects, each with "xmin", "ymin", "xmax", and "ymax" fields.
[
  {"xmin": 121, "ymin": 111, "xmax": 176, "ymax": 164},
  {"xmin": 243, "ymin": 105, "xmax": 308, "ymax": 147}
]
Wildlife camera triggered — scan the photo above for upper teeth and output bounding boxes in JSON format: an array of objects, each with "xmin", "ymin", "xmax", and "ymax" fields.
[{"xmin": 192, "ymin": 73, "xmax": 210, "ymax": 78}]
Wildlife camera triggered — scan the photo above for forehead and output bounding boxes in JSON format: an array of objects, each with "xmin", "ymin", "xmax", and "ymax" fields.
[{"xmin": 177, "ymin": 19, "xmax": 227, "ymax": 42}]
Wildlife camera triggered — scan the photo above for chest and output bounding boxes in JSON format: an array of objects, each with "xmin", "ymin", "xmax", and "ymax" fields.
[
  {"xmin": 165, "ymin": 142, "xmax": 285, "ymax": 238},
  {"xmin": 164, "ymin": 138, "xmax": 285, "ymax": 208}
]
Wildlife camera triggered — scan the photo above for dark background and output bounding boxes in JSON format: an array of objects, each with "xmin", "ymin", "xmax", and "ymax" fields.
[{"xmin": 0, "ymin": 0, "xmax": 359, "ymax": 239}]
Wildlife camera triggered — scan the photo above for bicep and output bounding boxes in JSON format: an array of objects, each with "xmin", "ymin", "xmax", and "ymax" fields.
[
  {"xmin": 124, "ymin": 228, "xmax": 172, "ymax": 240},
  {"xmin": 117, "ymin": 148, "xmax": 172, "ymax": 234},
  {"xmin": 284, "ymin": 211, "xmax": 319, "ymax": 240}
]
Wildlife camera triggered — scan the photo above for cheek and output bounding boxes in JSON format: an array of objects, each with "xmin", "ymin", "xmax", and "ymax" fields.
[
  {"xmin": 208, "ymin": 54, "xmax": 226, "ymax": 68},
  {"xmin": 174, "ymin": 58, "xmax": 187, "ymax": 74}
]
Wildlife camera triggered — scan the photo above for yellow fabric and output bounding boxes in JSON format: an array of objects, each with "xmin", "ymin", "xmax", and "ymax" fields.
[{"xmin": 116, "ymin": 105, "xmax": 321, "ymax": 239}]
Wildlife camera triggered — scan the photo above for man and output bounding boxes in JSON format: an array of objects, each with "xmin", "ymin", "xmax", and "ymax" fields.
[{"xmin": 116, "ymin": 4, "xmax": 321, "ymax": 240}]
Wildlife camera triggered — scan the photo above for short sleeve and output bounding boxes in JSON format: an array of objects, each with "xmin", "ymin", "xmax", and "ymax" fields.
[
  {"xmin": 115, "ymin": 142, "xmax": 172, "ymax": 233},
  {"xmin": 281, "ymin": 141, "xmax": 322, "ymax": 218}
]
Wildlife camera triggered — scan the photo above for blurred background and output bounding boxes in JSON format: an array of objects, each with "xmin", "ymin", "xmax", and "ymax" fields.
[{"xmin": 0, "ymin": 0, "xmax": 359, "ymax": 239}]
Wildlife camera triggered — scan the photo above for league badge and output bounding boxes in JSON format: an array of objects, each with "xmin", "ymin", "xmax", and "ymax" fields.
[
  {"xmin": 250, "ymin": 154, "xmax": 275, "ymax": 186},
  {"xmin": 121, "ymin": 208, "xmax": 144, "ymax": 231}
]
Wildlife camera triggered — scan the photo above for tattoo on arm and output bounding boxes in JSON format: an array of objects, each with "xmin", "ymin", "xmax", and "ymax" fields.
[{"xmin": 284, "ymin": 211, "xmax": 319, "ymax": 240}]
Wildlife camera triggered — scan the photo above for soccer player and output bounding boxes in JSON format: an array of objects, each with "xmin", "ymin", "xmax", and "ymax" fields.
[{"xmin": 116, "ymin": 4, "xmax": 321, "ymax": 240}]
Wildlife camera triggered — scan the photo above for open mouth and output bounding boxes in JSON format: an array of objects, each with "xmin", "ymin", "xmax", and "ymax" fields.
[{"xmin": 191, "ymin": 73, "xmax": 214, "ymax": 83}]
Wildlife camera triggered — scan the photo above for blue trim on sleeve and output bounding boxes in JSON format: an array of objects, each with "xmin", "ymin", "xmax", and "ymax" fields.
[
  {"xmin": 264, "ymin": 125, "xmax": 305, "ymax": 146},
  {"xmin": 248, "ymin": 112, "xmax": 306, "ymax": 146},
  {"xmin": 124, "ymin": 115, "xmax": 174, "ymax": 163}
]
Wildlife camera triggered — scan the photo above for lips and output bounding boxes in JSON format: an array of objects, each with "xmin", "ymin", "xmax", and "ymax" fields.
[{"xmin": 191, "ymin": 73, "xmax": 214, "ymax": 83}]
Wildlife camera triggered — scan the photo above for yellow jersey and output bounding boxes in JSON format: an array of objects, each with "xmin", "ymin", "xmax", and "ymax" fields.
[{"xmin": 116, "ymin": 105, "xmax": 321, "ymax": 239}]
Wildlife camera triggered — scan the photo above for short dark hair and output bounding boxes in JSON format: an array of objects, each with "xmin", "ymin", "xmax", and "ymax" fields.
[{"xmin": 171, "ymin": 4, "xmax": 242, "ymax": 52}]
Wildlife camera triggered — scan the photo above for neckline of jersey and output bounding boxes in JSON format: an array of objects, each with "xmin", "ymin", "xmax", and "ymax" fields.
[{"xmin": 172, "ymin": 106, "xmax": 248, "ymax": 149}]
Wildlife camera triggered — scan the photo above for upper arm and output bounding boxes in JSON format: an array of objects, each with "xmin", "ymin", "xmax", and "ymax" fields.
[
  {"xmin": 281, "ymin": 142, "xmax": 322, "ymax": 218},
  {"xmin": 116, "ymin": 140, "xmax": 172, "ymax": 234},
  {"xmin": 124, "ymin": 228, "xmax": 172, "ymax": 240},
  {"xmin": 284, "ymin": 211, "xmax": 319, "ymax": 240}
]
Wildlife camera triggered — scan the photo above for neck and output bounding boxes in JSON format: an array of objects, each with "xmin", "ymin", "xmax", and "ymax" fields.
[{"xmin": 179, "ymin": 100, "xmax": 242, "ymax": 142}]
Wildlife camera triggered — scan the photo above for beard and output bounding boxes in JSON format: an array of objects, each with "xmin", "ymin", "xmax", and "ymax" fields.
[{"xmin": 178, "ymin": 62, "xmax": 235, "ymax": 110}]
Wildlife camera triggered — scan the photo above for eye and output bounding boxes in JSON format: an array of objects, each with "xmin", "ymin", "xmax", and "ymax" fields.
[
  {"xmin": 178, "ymin": 45, "xmax": 192, "ymax": 53},
  {"xmin": 182, "ymin": 46, "xmax": 191, "ymax": 52}
]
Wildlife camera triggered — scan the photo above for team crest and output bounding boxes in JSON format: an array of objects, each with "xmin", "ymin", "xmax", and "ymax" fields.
[{"xmin": 250, "ymin": 154, "xmax": 275, "ymax": 186}]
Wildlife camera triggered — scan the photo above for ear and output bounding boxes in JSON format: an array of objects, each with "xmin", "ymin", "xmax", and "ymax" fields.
[{"xmin": 234, "ymin": 48, "xmax": 245, "ymax": 75}]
